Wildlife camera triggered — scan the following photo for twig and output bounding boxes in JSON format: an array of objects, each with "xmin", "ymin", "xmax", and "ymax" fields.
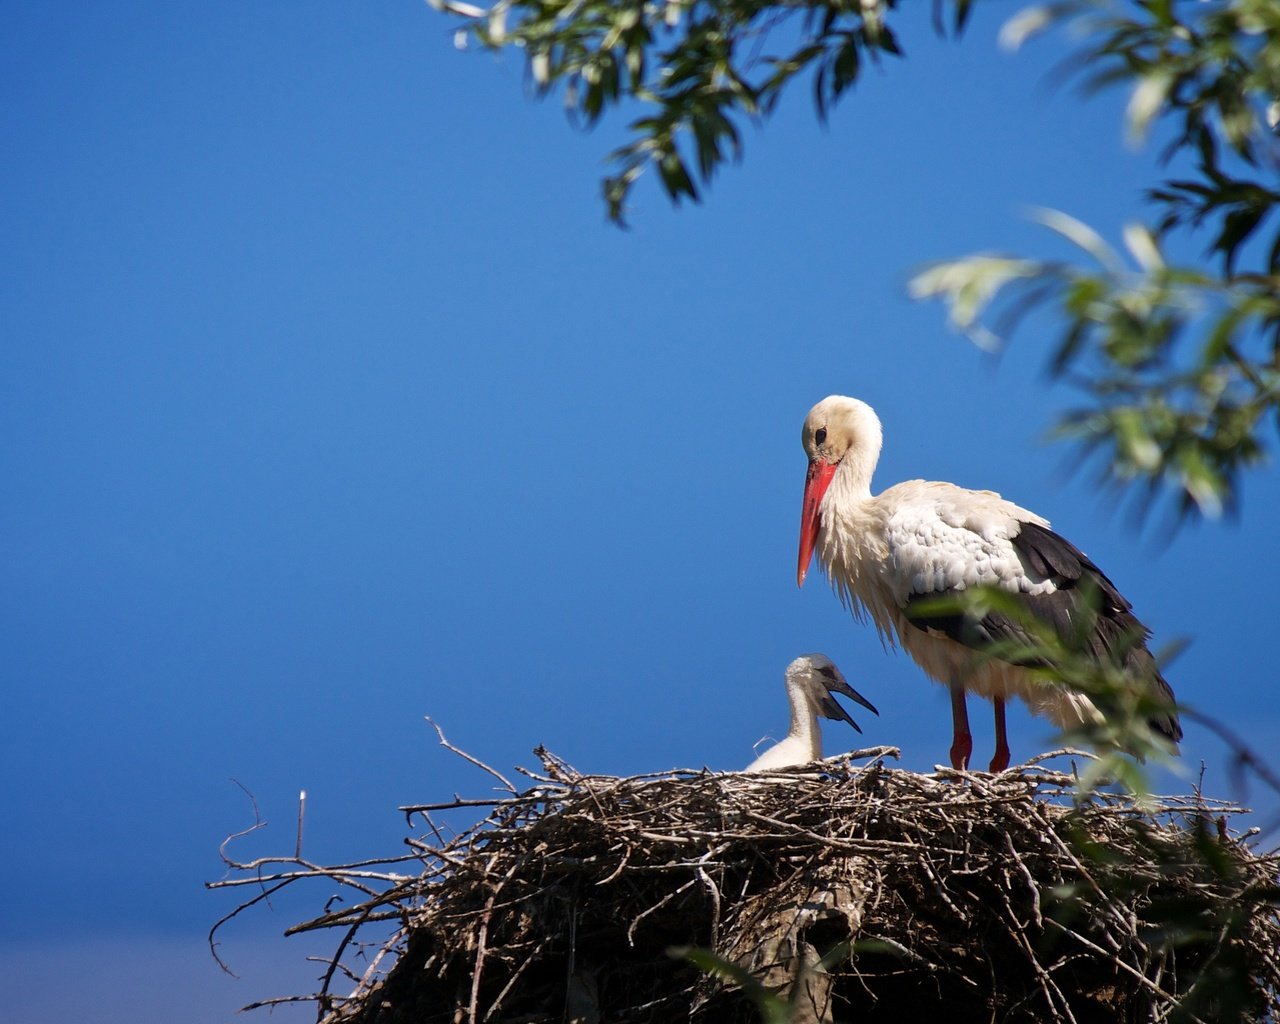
[
  {"xmin": 627, "ymin": 878, "xmax": 698, "ymax": 945},
  {"xmin": 1043, "ymin": 917, "xmax": 1206, "ymax": 1024},
  {"xmin": 218, "ymin": 778, "xmax": 268, "ymax": 868},
  {"xmin": 425, "ymin": 716, "xmax": 516, "ymax": 794},
  {"xmin": 469, "ymin": 863, "xmax": 520, "ymax": 1023}
]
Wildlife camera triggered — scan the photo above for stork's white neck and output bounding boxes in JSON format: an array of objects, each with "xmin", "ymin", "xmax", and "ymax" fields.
[
  {"xmin": 827, "ymin": 430, "xmax": 880, "ymax": 506},
  {"xmin": 784, "ymin": 675, "xmax": 822, "ymax": 761}
]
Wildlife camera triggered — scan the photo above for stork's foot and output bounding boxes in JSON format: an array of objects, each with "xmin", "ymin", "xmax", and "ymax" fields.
[
  {"xmin": 988, "ymin": 748, "xmax": 1010, "ymax": 773},
  {"xmin": 949, "ymin": 734, "xmax": 972, "ymax": 771}
]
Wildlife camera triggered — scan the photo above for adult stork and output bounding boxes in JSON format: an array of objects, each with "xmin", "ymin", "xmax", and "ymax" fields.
[
  {"xmin": 745, "ymin": 654, "xmax": 878, "ymax": 772},
  {"xmin": 796, "ymin": 395, "xmax": 1181, "ymax": 772}
]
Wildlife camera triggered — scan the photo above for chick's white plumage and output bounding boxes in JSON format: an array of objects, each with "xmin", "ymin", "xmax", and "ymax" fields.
[{"xmin": 745, "ymin": 654, "xmax": 877, "ymax": 772}]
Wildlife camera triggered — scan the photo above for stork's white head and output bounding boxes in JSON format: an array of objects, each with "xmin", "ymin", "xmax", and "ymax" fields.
[
  {"xmin": 744, "ymin": 653, "xmax": 879, "ymax": 772},
  {"xmin": 800, "ymin": 396, "xmax": 883, "ymax": 466},
  {"xmin": 787, "ymin": 652, "xmax": 841, "ymax": 677},
  {"xmin": 798, "ymin": 396, "xmax": 884, "ymax": 585},
  {"xmin": 786, "ymin": 652, "xmax": 879, "ymax": 729}
]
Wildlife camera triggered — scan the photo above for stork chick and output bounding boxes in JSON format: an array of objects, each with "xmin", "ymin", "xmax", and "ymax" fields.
[
  {"xmin": 796, "ymin": 395, "xmax": 1181, "ymax": 772},
  {"xmin": 745, "ymin": 654, "xmax": 878, "ymax": 772}
]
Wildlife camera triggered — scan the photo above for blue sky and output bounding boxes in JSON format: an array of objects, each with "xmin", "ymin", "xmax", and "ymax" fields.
[{"xmin": 4, "ymin": 3, "xmax": 1278, "ymax": 1021}]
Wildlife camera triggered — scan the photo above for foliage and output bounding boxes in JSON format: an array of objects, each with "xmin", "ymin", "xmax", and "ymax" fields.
[
  {"xmin": 431, "ymin": 0, "xmax": 958, "ymax": 222},
  {"xmin": 914, "ymin": 0, "xmax": 1280, "ymax": 522},
  {"xmin": 433, "ymin": 0, "xmax": 1280, "ymax": 520},
  {"xmin": 675, "ymin": 948, "xmax": 794, "ymax": 1024},
  {"xmin": 911, "ymin": 212, "xmax": 1280, "ymax": 521}
]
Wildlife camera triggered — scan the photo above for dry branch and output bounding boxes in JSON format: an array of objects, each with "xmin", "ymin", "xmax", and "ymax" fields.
[{"xmin": 209, "ymin": 747, "xmax": 1280, "ymax": 1023}]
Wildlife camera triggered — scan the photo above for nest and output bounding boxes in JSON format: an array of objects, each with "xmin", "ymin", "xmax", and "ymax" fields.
[{"xmin": 211, "ymin": 745, "xmax": 1280, "ymax": 1024}]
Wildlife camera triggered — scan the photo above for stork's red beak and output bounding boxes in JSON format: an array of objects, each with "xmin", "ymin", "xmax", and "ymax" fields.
[{"xmin": 798, "ymin": 459, "xmax": 837, "ymax": 586}]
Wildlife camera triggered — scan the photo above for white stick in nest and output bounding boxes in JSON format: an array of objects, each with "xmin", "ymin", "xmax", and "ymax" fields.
[{"xmin": 745, "ymin": 654, "xmax": 878, "ymax": 772}]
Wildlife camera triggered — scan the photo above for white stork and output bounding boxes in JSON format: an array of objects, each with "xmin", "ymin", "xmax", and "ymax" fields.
[
  {"xmin": 745, "ymin": 654, "xmax": 878, "ymax": 772},
  {"xmin": 796, "ymin": 395, "xmax": 1181, "ymax": 772}
]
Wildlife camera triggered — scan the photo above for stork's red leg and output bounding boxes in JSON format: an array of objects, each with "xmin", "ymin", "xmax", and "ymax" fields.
[
  {"xmin": 989, "ymin": 697, "xmax": 1010, "ymax": 773},
  {"xmin": 949, "ymin": 682, "xmax": 972, "ymax": 770}
]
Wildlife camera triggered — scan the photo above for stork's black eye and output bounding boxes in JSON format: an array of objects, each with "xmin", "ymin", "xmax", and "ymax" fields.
[
  {"xmin": 815, "ymin": 427, "xmax": 827, "ymax": 445},
  {"xmin": 817, "ymin": 665, "xmax": 837, "ymax": 680}
]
